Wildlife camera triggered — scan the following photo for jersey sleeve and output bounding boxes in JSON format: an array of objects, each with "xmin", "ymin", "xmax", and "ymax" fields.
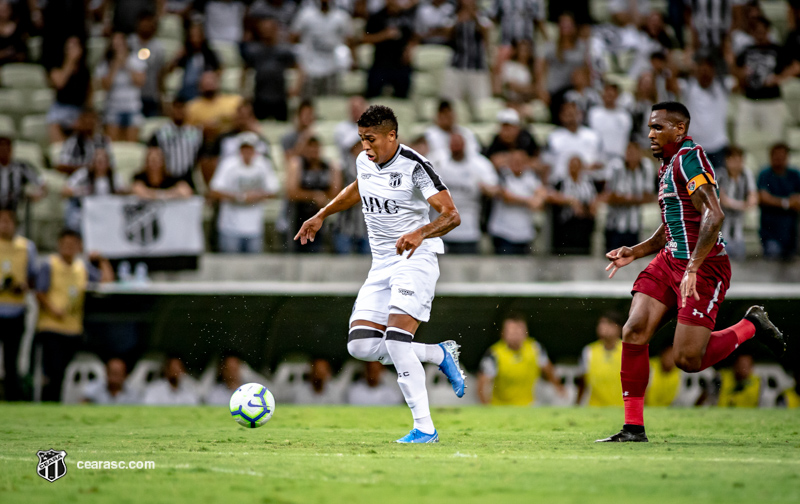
[
  {"xmin": 678, "ymin": 148, "xmax": 716, "ymax": 196},
  {"xmin": 533, "ymin": 341, "xmax": 550, "ymax": 368},
  {"xmin": 576, "ymin": 345, "xmax": 591, "ymax": 375},
  {"xmin": 412, "ymin": 161, "xmax": 447, "ymax": 200},
  {"xmin": 478, "ymin": 351, "xmax": 498, "ymax": 379}
]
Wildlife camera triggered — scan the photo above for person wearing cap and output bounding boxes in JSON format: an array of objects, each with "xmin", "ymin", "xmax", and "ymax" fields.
[
  {"xmin": 483, "ymin": 108, "xmax": 538, "ymax": 170},
  {"xmin": 208, "ymin": 132, "xmax": 280, "ymax": 253}
]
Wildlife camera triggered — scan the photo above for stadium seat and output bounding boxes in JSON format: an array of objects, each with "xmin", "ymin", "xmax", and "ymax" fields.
[
  {"xmin": 20, "ymin": 115, "xmax": 49, "ymax": 149},
  {"xmin": 788, "ymin": 128, "xmax": 800, "ymax": 151},
  {"xmin": 369, "ymin": 97, "xmax": 416, "ymax": 126},
  {"xmin": 356, "ymin": 44, "xmax": 374, "ymax": 70},
  {"xmin": 530, "ymin": 123, "xmax": 556, "ymax": 146},
  {"xmin": 87, "ymin": 37, "xmax": 108, "ymax": 68},
  {"xmin": 530, "ymin": 99, "xmax": 551, "ymax": 124},
  {"xmin": 271, "ymin": 361, "xmax": 309, "ymax": 402},
  {"xmin": 0, "ymin": 63, "xmax": 48, "ymax": 89},
  {"xmin": 13, "ymin": 141, "xmax": 45, "ymax": 171},
  {"xmin": 312, "ymin": 120, "xmax": 340, "ymax": 146},
  {"xmin": 156, "ymin": 14, "xmax": 184, "ymax": 41},
  {"xmin": 465, "ymin": 122, "xmax": 497, "ymax": 146},
  {"xmin": 157, "ymin": 38, "xmax": 183, "ymax": 64},
  {"xmin": 0, "ymin": 114, "xmax": 15, "ymax": 136},
  {"xmin": 0, "ymin": 89, "xmax": 26, "ymax": 116},
  {"xmin": 781, "ymin": 79, "xmax": 800, "ymax": 126},
  {"xmin": 209, "ymin": 40, "xmax": 242, "ymax": 69},
  {"xmin": 139, "ymin": 116, "xmax": 171, "ymax": 143},
  {"xmin": 412, "ymin": 45, "xmax": 453, "ymax": 74},
  {"xmin": 260, "ymin": 120, "xmax": 291, "ymax": 147},
  {"xmin": 220, "ymin": 67, "xmax": 243, "ymax": 94},
  {"xmin": 411, "ymin": 71, "xmax": 439, "ymax": 98},
  {"xmin": 475, "ymin": 97, "xmax": 506, "ymax": 124},
  {"xmin": 164, "ymin": 69, "xmax": 184, "ymax": 98},
  {"xmin": 754, "ymin": 364, "xmax": 795, "ymax": 407},
  {"xmin": 26, "ymin": 89, "xmax": 54, "ymax": 115},
  {"xmin": 321, "ymin": 143, "xmax": 341, "ymax": 165},
  {"xmin": 315, "ymin": 96, "xmax": 349, "ymax": 122},
  {"xmin": 340, "ymin": 70, "xmax": 366, "ymax": 96},
  {"xmin": 47, "ymin": 142, "xmax": 62, "ymax": 168},
  {"xmin": 60, "ymin": 353, "xmax": 106, "ymax": 404},
  {"xmin": 27, "ymin": 36, "xmax": 42, "ymax": 62},
  {"xmin": 110, "ymin": 142, "xmax": 147, "ymax": 182}
]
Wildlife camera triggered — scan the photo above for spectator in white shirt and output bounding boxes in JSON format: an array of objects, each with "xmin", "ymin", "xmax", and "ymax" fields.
[
  {"xmin": 290, "ymin": 0, "xmax": 353, "ymax": 98},
  {"xmin": 430, "ymin": 133, "xmax": 499, "ymax": 254},
  {"xmin": 205, "ymin": 355, "xmax": 245, "ymax": 405},
  {"xmin": 143, "ymin": 357, "xmax": 201, "ymax": 405},
  {"xmin": 679, "ymin": 54, "xmax": 730, "ymax": 171},
  {"xmin": 203, "ymin": 0, "xmax": 247, "ymax": 43},
  {"xmin": 333, "ymin": 96, "xmax": 368, "ymax": 161},
  {"xmin": 82, "ymin": 358, "xmax": 140, "ymax": 405},
  {"xmin": 424, "ymin": 99, "xmax": 481, "ymax": 158},
  {"xmin": 208, "ymin": 132, "xmax": 281, "ymax": 253},
  {"xmin": 587, "ymin": 82, "xmax": 632, "ymax": 164},
  {"xmin": 563, "ymin": 65, "xmax": 601, "ymax": 126},
  {"xmin": 347, "ymin": 361, "xmax": 404, "ymax": 405},
  {"xmin": 62, "ymin": 148, "xmax": 127, "ymax": 231},
  {"xmin": 718, "ymin": 146, "xmax": 757, "ymax": 260},
  {"xmin": 96, "ymin": 32, "xmax": 147, "ymax": 142},
  {"xmin": 549, "ymin": 156, "xmax": 598, "ymax": 255},
  {"xmin": 488, "ymin": 149, "xmax": 547, "ymax": 255},
  {"xmin": 603, "ymin": 142, "xmax": 656, "ymax": 252},
  {"xmin": 416, "ymin": 0, "xmax": 455, "ymax": 44},
  {"xmin": 544, "ymin": 102, "xmax": 603, "ymax": 183},
  {"xmin": 293, "ymin": 358, "xmax": 342, "ymax": 404}
]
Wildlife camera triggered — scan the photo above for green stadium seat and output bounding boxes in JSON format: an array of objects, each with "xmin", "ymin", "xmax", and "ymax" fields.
[
  {"xmin": 209, "ymin": 40, "xmax": 242, "ymax": 68},
  {"xmin": 139, "ymin": 116, "xmax": 171, "ymax": 143},
  {"xmin": 0, "ymin": 89, "xmax": 26, "ymax": 116},
  {"xmin": 27, "ymin": 89, "xmax": 54, "ymax": 115},
  {"xmin": 260, "ymin": 120, "xmax": 292, "ymax": 147},
  {"xmin": 87, "ymin": 37, "xmax": 108, "ymax": 69},
  {"xmin": 311, "ymin": 120, "xmax": 340, "ymax": 146},
  {"xmin": 20, "ymin": 115, "xmax": 49, "ymax": 149},
  {"xmin": 164, "ymin": 69, "xmax": 184, "ymax": 98},
  {"xmin": 340, "ymin": 70, "xmax": 366, "ymax": 96},
  {"xmin": 220, "ymin": 67, "xmax": 243, "ymax": 94},
  {"xmin": 158, "ymin": 38, "xmax": 183, "ymax": 64},
  {"xmin": 465, "ymin": 122, "xmax": 498, "ymax": 146},
  {"xmin": 0, "ymin": 114, "xmax": 16, "ymax": 137},
  {"xmin": 369, "ymin": 97, "xmax": 416, "ymax": 126},
  {"xmin": 27, "ymin": 37, "xmax": 42, "ymax": 63},
  {"xmin": 788, "ymin": 128, "xmax": 800, "ymax": 152},
  {"xmin": 315, "ymin": 96, "xmax": 349, "ymax": 122},
  {"xmin": 321, "ymin": 144, "xmax": 341, "ymax": 165},
  {"xmin": 0, "ymin": 63, "xmax": 48, "ymax": 89},
  {"xmin": 156, "ymin": 14, "xmax": 184, "ymax": 41},
  {"xmin": 412, "ymin": 45, "xmax": 453, "ymax": 74},
  {"xmin": 530, "ymin": 123, "xmax": 556, "ymax": 146},
  {"xmin": 411, "ymin": 72, "xmax": 439, "ymax": 98},
  {"xmin": 356, "ymin": 44, "xmax": 374, "ymax": 70},
  {"xmin": 475, "ymin": 97, "xmax": 506, "ymax": 124},
  {"xmin": 13, "ymin": 140, "xmax": 45, "ymax": 171},
  {"xmin": 782, "ymin": 79, "xmax": 800, "ymax": 126},
  {"xmin": 530, "ymin": 99, "xmax": 550, "ymax": 124},
  {"xmin": 48, "ymin": 142, "xmax": 63, "ymax": 167},
  {"xmin": 110, "ymin": 142, "xmax": 147, "ymax": 182}
]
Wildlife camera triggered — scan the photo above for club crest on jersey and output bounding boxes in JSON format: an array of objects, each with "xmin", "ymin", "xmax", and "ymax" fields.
[
  {"xmin": 687, "ymin": 180, "xmax": 697, "ymax": 192},
  {"xmin": 389, "ymin": 172, "xmax": 403, "ymax": 188}
]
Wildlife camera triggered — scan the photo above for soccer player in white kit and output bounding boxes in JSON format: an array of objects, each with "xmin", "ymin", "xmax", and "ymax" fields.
[{"xmin": 295, "ymin": 105, "xmax": 466, "ymax": 443}]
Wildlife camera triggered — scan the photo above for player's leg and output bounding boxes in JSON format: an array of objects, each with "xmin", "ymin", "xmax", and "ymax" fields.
[
  {"xmin": 348, "ymin": 318, "xmax": 447, "ymax": 366},
  {"xmin": 384, "ymin": 311, "xmax": 439, "ymax": 442}
]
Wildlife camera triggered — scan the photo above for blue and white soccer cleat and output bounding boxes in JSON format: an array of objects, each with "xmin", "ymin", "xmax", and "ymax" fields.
[
  {"xmin": 438, "ymin": 340, "xmax": 466, "ymax": 398},
  {"xmin": 395, "ymin": 429, "xmax": 439, "ymax": 443}
]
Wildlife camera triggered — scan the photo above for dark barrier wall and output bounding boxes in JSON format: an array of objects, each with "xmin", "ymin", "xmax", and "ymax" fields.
[{"xmin": 85, "ymin": 293, "xmax": 798, "ymax": 373}]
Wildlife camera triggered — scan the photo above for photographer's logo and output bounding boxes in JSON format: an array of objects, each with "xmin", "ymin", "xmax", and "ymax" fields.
[
  {"xmin": 123, "ymin": 202, "xmax": 162, "ymax": 246},
  {"xmin": 36, "ymin": 449, "xmax": 67, "ymax": 482}
]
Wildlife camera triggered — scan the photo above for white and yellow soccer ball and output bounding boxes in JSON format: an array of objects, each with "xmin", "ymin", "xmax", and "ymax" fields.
[{"xmin": 229, "ymin": 383, "xmax": 276, "ymax": 428}]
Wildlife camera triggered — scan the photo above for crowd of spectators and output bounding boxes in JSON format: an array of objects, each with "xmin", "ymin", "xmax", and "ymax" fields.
[{"xmin": 0, "ymin": 0, "xmax": 795, "ymax": 259}]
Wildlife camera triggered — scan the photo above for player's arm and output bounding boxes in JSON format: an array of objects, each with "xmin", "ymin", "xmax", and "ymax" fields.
[
  {"xmin": 541, "ymin": 362, "xmax": 566, "ymax": 397},
  {"xmin": 395, "ymin": 190, "xmax": 460, "ymax": 258},
  {"xmin": 605, "ymin": 224, "xmax": 667, "ymax": 278},
  {"xmin": 681, "ymin": 184, "xmax": 725, "ymax": 307},
  {"xmin": 476, "ymin": 372, "xmax": 492, "ymax": 405},
  {"xmin": 294, "ymin": 180, "xmax": 361, "ymax": 245}
]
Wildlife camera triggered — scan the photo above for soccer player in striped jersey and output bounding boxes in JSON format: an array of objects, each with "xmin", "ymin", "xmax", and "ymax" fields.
[
  {"xmin": 294, "ymin": 105, "xmax": 466, "ymax": 443},
  {"xmin": 598, "ymin": 101, "xmax": 787, "ymax": 442}
]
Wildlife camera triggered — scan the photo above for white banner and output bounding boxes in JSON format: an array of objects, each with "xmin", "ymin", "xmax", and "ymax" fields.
[{"xmin": 82, "ymin": 196, "xmax": 205, "ymax": 258}]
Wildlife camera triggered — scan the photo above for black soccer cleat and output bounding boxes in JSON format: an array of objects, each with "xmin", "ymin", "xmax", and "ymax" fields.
[
  {"xmin": 595, "ymin": 425, "xmax": 649, "ymax": 443},
  {"xmin": 744, "ymin": 306, "xmax": 786, "ymax": 358}
]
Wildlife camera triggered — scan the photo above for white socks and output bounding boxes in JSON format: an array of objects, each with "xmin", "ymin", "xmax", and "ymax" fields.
[
  {"xmin": 347, "ymin": 326, "xmax": 445, "ymax": 366},
  {"xmin": 385, "ymin": 328, "xmax": 435, "ymax": 435}
]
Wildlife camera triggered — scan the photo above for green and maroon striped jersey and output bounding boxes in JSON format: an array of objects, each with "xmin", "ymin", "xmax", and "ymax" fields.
[{"xmin": 657, "ymin": 137, "xmax": 726, "ymax": 260}]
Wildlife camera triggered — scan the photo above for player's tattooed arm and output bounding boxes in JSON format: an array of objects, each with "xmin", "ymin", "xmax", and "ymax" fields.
[
  {"xmin": 294, "ymin": 181, "xmax": 361, "ymax": 245},
  {"xmin": 395, "ymin": 190, "xmax": 461, "ymax": 257},
  {"xmin": 687, "ymin": 184, "xmax": 725, "ymax": 273}
]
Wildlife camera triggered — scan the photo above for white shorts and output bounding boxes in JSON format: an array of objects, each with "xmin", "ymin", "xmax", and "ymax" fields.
[{"xmin": 349, "ymin": 251, "xmax": 440, "ymax": 326}]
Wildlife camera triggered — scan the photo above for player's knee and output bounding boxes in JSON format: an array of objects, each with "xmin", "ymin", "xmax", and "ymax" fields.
[
  {"xmin": 674, "ymin": 352, "xmax": 702, "ymax": 373},
  {"xmin": 622, "ymin": 321, "xmax": 649, "ymax": 345},
  {"xmin": 346, "ymin": 340, "xmax": 378, "ymax": 361}
]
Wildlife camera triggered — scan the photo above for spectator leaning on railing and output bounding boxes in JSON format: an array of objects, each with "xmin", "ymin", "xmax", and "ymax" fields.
[
  {"xmin": 131, "ymin": 147, "xmax": 194, "ymax": 200},
  {"xmin": 61, "ymin": 147, "xmax": 127, "ymax": 231}
]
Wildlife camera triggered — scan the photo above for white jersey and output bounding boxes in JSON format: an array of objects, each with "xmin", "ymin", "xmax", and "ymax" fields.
[{"xmin": 356, "ymin": 145, "xmax": 447, "ymax": 258}]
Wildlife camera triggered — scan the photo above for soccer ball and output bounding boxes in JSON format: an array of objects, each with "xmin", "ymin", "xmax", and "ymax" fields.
[{"xmin": 229, "ymin": 383, "xmax": 276, "ymax": 428}]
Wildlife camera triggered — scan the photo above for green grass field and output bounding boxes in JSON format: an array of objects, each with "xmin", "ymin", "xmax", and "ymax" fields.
[{"xmin": 1, "ymin": 405, "xmax": 798, "ymax": 504}]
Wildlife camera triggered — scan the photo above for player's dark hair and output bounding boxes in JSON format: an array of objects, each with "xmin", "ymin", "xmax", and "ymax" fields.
[
  {"xmin": 297, "ymin": 99, "xmax": 314, "ymax": 113},
  {"xmin": 754, "ymin": 15, "xmax": 771, "ymax": 28},
  {"xmin": 0, "ymin": 208, "xmax": 17, "ymax": 223},
  {"xmin": 306, "ymin": 135, "xmax": 320, "ymax": 145},
  {"xmin": 650, "ymin": 50, "xmax": 667, "ymax": 61},
  {"xmin": 357, "ymin": 105, "xmax": 399, "ymax": 135},
  {"xmin": 502, "ymin": 311, "xmax": 528, "ymax": 325},
  {"xmin": 599, "ymin": 310, "xmax": 625, "ymax": 328},
  {"xmin": 725, "ymin": 145, "xmax": 744, "ymax": 158},
  {"xmin": 437, "ymin": 99, "xmax": 452, "ymax": 113},
  {"xmin": 58, "ymin": 228, "xmax": 82, "ymax": 241},
  {"xmin": 652, "ymin": 101, "xmax": 691, "ymax": 130}
]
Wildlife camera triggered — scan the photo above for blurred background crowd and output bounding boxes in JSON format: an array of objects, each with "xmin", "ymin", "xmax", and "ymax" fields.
[{"xmin": 0, "ymin": 0, "xmax": 799, "ymax": 407}]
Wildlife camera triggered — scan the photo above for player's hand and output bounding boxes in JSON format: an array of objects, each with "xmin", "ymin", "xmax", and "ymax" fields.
[
  {"xmin": 294, "ymin": 216, "xmax": 323, "ymax": 245},
  {"xmin": 395, "ymin": 230, "xmax": 424, "ymax": 258},
  {"xmin": 680, "ymin": 270, "xmax": 700, "ymax": 308},
  {"xmin": 605, "ymin": 246, "xmax": 636, "ymax": 278}
]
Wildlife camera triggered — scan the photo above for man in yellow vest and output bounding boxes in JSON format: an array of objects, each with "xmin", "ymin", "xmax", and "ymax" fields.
[
  {"xmin": 477, "ymin": 313, "xmax": 564, "ymax": 405},
  {"xmin": 645, "ymin": 344, "xmax": 682, "ymax": 407},
  {"xmin": 577, "ymin": 312, "xmax": 624, "ymax": 406},
  {"xmin": 717, "ymin": 353, "xmax": 761, "ymax": 408},
  {"xmin": 0, "ymin": 209, "xmax": 37, "ymax": 400},
  {"xmin": 35, "ymin": 229, "xmax": 113, "ymax": 402}
]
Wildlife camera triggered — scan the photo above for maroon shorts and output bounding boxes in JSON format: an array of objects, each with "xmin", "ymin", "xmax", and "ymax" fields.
[{"xmin": 632, "ymin": 249, "xmax": 731, "ymax": 330}]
